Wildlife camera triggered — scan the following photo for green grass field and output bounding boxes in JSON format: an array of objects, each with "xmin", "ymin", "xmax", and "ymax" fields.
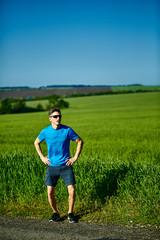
[{"xmin": 0, "ymin": 92, "xmax": 160, "ymax": 227}]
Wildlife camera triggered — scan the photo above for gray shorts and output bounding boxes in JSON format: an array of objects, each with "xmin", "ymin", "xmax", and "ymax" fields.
[{"xmin": 45, "ymin": 165, "xmax": 76, "ymax": 187}]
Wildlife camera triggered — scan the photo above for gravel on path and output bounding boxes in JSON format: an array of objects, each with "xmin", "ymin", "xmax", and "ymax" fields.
[{"xmin": 0, "ymin": 215, "xmax": 159, "ymax": 240}]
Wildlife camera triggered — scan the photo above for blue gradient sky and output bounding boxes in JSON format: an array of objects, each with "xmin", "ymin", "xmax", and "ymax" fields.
[{"xmin": 0, "ymin": 0, "xmax": 159, "ymax": 87}]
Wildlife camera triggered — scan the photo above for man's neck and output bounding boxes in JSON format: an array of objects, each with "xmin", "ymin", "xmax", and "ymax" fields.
[{"xmin": 52, "ymin": 123, "xmax": 61, "ymax": 130}]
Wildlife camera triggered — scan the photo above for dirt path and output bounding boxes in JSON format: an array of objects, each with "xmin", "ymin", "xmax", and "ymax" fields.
[{"xmin": 0, "ymin": 216, "xmax": 159, "ymax": 240}]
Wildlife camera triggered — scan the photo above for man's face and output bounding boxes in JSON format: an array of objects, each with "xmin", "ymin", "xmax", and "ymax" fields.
[{"xmin": 49, "ymin": 111, "xmax": 62, "ymax": 126}]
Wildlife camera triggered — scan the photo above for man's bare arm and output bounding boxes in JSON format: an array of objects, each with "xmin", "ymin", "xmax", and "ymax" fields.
[
  {"xmin": 66, "ymin": 137, "xmax": 83, "ymax": 166},
  {"xmin": 34, "ymin": 138, "xmax": 51, "ymax": 165}
]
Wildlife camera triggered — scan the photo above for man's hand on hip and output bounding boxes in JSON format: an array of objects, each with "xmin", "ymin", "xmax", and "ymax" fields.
[
  {"xmin": 65, "ymin": 157, "xmax": 77, "ymax": 166},
  {"xmin": 41, "ymin": 156, "xmax": 51, "ymax": 165}
]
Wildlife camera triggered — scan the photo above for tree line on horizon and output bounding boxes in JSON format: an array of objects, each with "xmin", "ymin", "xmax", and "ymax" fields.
[
  {"xmin": 0, "ymin": 84, "xmax": 144, "ymax": 90},
  {"xmin": 0, "ymin": 95, "xmax": 69, "ymax": 115}
]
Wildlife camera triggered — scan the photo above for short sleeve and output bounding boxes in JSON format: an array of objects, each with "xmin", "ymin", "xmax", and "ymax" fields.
[
  {"xmin": 38, "ymin": 129, "xmax": 45, "ymax": 142},
  {"xmin": 68, "ymin": 127, "xmax": 79, "ymax": 141}
]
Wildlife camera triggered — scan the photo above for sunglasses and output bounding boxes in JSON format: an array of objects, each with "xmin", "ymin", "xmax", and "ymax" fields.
[{"xmin": 50, "ymin": 115, "xmax": 62, "ymax": 119}]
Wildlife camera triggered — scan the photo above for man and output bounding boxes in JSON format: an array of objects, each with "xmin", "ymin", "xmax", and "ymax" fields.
[{"xmin": 34, "ymin": 108, "xmax": 83, "ymax": 223}]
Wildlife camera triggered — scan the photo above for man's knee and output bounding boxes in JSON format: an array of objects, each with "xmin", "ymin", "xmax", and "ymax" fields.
[
  {"xmin": 47, "ymin": 186, "xmax": 55, "ymax": 196},
  {"xmin": 68, "ymin": 185, "xmax": 75, "ymax": 197}
]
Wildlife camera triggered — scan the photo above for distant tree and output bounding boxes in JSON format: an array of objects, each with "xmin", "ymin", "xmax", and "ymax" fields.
[
  {"xmin": 57, "ymin": 99, "xmax": 69, "ymax": 108},
  {"xmin": 12, "ymin": 99, "xmax": 26, "ymax": 113},
  {"xmin": 0, "ymin": 98, "xmax": 12, "ymax": 114},
  {"xmin": 46, "ymin": 95, "xmax": 69, "ymax": 110},
  {"xmin": 37, "ymin": 103, "xmax": 43, "ymax": 110}
]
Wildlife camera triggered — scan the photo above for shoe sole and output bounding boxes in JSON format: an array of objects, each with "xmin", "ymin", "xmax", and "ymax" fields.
[
  {"xmin": 49, "ymin": 217, "xmax": 61, "ymax": 222},
  {"xmin": 68, "ymin": 217, "xmax": 76, "ymax": 223}
]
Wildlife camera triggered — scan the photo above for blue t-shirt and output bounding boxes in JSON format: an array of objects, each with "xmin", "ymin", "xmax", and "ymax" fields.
[{"xmin": 38, "ymin": 124, "xmax": 79, "ymax": 166}]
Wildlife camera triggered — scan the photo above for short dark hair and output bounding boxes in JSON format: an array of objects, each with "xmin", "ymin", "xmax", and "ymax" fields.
[{"xmin": 49, "ymin": 108, "xmax": 61, "ymax": 116}]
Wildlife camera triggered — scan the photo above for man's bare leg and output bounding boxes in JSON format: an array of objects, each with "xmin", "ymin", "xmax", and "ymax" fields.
[
  {"xmin": 47, "ymin": 186, "xmax": 59, "ymax": 214},
  {"xmin": 67, "ymin": 185, "xmax": 75, "ymax": 213}
]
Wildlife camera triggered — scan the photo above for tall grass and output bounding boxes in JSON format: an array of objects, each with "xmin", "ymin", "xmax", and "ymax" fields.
[
  {"xmin": 0, "ymin": 153, "xmax": 159, "ymax": 225},
  {"xmin": 0, "ymin": 92, "xmax": 160, "ymax": 225}
]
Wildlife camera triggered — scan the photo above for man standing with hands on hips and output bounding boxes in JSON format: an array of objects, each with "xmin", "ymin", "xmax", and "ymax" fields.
[{"xmin": 34, "ymin": 108, "xmax": 83, "ymax": 223}]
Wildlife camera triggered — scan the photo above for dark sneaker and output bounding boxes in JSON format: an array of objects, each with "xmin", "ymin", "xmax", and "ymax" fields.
[
  {"xmin": 49, "ymin": 213, "xmax": 61, "ymax": 222},
  {"xmin": 68, "ymin": 213, "xmax": 77, "ymax": 223}
]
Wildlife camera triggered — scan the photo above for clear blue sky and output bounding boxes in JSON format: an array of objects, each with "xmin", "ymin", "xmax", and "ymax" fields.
[{"xmin": 0, "ymin": 0, "xmax": 159, "ymax": 87}]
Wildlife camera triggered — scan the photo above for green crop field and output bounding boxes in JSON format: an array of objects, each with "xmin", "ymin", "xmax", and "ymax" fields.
[
  {"xmin": 0, "ymin": 92, "xmax": 160, "ymax": 227},
  {"xmin": 111, "ymin": 85, "xmax": 160, "ymax": 93}
]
